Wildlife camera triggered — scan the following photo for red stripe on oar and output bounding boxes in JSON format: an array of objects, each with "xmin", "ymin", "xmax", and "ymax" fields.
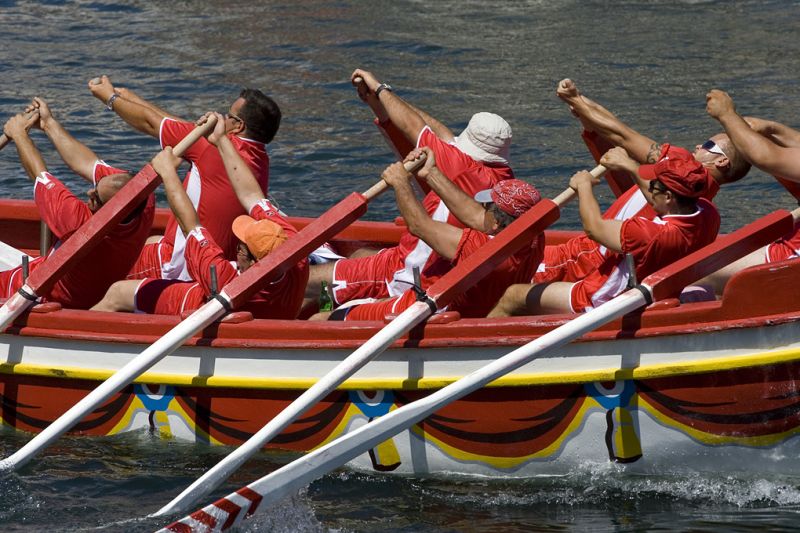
[
  {"xmin": 237, "ymin": 486, "xmax": 264, "ymax": 516},
  {"xmin": 188, "ymin": 509, "xmax": 217, "ymax": 528},
  {"xmin": 581, "ymin": 130, "xmax": 634, "ymax": 198},
  {"xmin": 646, "ymin": 209, "xmax": 794, "ymax": 301},
  {"xmin": 163, "ymin": 522, "xmax": 193, "ymax": 533},
  {"xmin": 214, "ymin": 498, "xmax": 243, "ymax": 530},
  {"xmin": 26, "ymin": 165, "xmax": 159, "ymax": 295},
  {"xmin": 223, "ymin": 192, "xmax": 368, "ymax": 308},
  {"xmin": 428, "ymin": 199, "xmax": 561, "ymax": 306}
]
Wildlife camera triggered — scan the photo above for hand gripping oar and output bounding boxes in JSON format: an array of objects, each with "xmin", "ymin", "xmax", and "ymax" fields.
[
  {"xmin": 0, "ymin": 154, "xmax": 425, "ymax": 473},
  {"xmin": 150, "ymin": 164, "xmax": 606, "ymax": 517},
  {"xmin": 160, "ymin": 207, "xmax": 796, "ymax": 533}
]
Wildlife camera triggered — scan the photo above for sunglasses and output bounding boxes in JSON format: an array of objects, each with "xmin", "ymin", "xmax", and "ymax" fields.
[
  {"xmin": 701, "ymin": 139, "xmax": 728, "ymax": 159},
  {"xmin": 226, "ymin": 111, "xmax": 245, "ymax": 126},
  {"xmin": 648, "ymin": 181, "xmax": 667, "ymax": 195}
]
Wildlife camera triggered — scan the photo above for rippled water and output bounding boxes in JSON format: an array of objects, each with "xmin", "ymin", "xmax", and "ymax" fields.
[{"xmin": 2, "ymin": 0, "xmax": 800, "ymax": 531}]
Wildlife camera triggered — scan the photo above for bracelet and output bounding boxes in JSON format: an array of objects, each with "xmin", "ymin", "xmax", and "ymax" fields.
[
  {"xmin": 375, "ymin": 83, "xmax": 393, "ymax": 98},
  {"xmin": 106, "ymin": 93, "xmax": 119, "ymax": 111}
]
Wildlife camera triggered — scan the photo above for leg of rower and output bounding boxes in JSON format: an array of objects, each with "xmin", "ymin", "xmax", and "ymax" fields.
[
  {"xmin": 696, "ymin": 247, "xmax": 766, "ymax": 297},
  {"xmin": 90, "ymin": 279, "xmax": 140, "ymax": 312}
]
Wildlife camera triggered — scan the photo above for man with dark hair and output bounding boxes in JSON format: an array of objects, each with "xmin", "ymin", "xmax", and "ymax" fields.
[
  {"xmin": 237, "ymin": 88, "xmax": 281, "ymax": 144},
  {"xmin": 92, "ymin": 113, "xmax": 307, "ymax": 318},
  {"xmin": 88, "ymin": 76, "xmax": 280, "ymax": 281},
  {"xmin": 0, "ymin": 99, "xmax": 154, "ymax": 309},
  {"xmin": 489, "ymin": 148, "xmax": 720, "ymax": 316}
]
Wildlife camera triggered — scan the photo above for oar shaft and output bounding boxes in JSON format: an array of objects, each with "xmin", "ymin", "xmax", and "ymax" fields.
[
  {"xmin": 361, "ymin": 153, "xmax": 427, "ymax": 200},
  {"xmin": 552, "ymin": 164, "xmax": 606, "ymax": 206},
  {"xmin": 0, "ymin": 299, "xmax": 228, "ymax": 472},
  {"xmin": 152, "ymin": 300, "xmax": 433, "ymax": 517}
]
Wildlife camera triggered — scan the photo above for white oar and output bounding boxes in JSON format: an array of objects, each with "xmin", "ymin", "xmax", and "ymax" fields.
[
  {"xmin": 0, "ymin": 154, "xmax": 425, "ymax": 473},
  {"xmin": 151, "ymin": 165, "xmax": 605, "ymax": 517},
  {"xmin": 0, "ymin": 118, "xmax": 217, "ymax": 334},
  {"xmin": 0, "ymin": 240, "xmax": 29, "ymax": 270},
  {"xmin": 160, "ymin": 207, "xmax": 797, "ymax": 533}
]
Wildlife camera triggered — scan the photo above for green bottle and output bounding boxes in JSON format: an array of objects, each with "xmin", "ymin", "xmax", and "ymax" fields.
[{"xmin": 319, "ymin": 281, "xmax": 333, "ymax": 312}]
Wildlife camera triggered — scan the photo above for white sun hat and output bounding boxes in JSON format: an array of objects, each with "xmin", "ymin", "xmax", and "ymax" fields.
[{"xmin": 453, "ymin": 112, "xmax": 512, "ymax": 165}]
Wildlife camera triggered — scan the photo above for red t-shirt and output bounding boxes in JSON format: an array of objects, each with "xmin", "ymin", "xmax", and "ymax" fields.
[
  {"xmin": 158, "ymin": 118, "xmax": 269, "ymax": 280},
  {"xmin": 448, "ymin": 229, "xmax": 544, "ymax": 318},
  {"xmin": 535, "ymin": 144, "xmax": 719, "ymax": 284},
  {"xmin": 571, "ymin": 198, "xmax": 720, "ymax": 312},
  {"xmin": 386, "ymin": 126, "xmax": 513, "ymax": 296},
  {"xmin": 0, "ymin": 162, "xmax": 154, "ymax": 308}
]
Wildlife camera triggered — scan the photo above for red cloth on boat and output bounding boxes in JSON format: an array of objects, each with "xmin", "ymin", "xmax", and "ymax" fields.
[
  {"xmin": 331, "ymin": 126, "xmax": 512, "ymax": 305},
  {"xmin": 342, "ymin": 228, "xmax": 545, "ymax": 320},
  {"xmin": 127, "ymin": 118, "xmax": 270, "ymax": 281},
  {"xmin": 534, "ymin": 144, "xmax": 719, "ymax": 284},
  {"xmin": 0, "ymin": 162, "xmax": 154, "ymax": 308},
  {"xmin": 135, "ymin": 201, "xmax": 308, "ymax": 318},
  {"xmin": 570, "ymin": 198, "xmax": 720, "ymax": 312}
]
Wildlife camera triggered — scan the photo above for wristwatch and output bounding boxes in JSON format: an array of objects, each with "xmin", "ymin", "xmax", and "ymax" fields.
[
  {"xmin": 106, "ymin": 93, "xmax": 120, "ymax": 111},
  {"xmin": 375, "ymin": 83, "xmax": 393, "ymax": 97}
]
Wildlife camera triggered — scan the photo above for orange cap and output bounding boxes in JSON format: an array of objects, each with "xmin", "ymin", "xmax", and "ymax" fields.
[{"xmin": 231, "ymin": 215, "xmax": 287, "ymax": 260}]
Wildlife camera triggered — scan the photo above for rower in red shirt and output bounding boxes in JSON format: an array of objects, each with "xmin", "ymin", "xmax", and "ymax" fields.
[
  {"xmin": 92, "ymin": 113, "xmax": 308, "ymax": 318},
  {"xmin": 310, "ymin": 147, "xmax": 544, "ymax": 322},
  {"xmin": 489, "ymin": 148, "xmax": 720, "ymax": 316},
  {"xmin": 306, "ymin": 68, "xmax": 515, "ymax": 307},
  {"xmin": 88, "ymin": 76, "xmax": 280, "ymax": 281},
  {"xmin": 698, "ymin": 90, "xmax": 800, "ymax": 294},
  {"xmin": 0, "ymin": 99, "xmax": 154, "ymax": 309},
  {"xmin": 533, "ymin": 78, "xmax": 750, "ymax": 285}
]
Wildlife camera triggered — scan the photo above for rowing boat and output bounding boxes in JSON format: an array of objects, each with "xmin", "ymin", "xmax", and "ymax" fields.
[{"xmin": 1, "ymin": 197, "xmax": 800, "ymax": 475}]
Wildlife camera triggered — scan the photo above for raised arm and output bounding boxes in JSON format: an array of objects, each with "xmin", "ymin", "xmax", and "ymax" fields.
[
  {"xmin": 598, "ymin": 147, "xmax": 654, "ymax": 203},
  {"xmin": 410, "ymin": 147, "xmax": 489, "ymax": 231},
  {"xmin": 151, "ymin": 148, "xmax": 199, "ymax": 235},
  {"xmin": 570, "ymin": 170, "xmax": 623, "ymax": 252},
  {"xmin": 4, "ymin": 113, "xmax": 47, "ymax": 180},
  {"xmin": 114, "ymin": 86, "xmax": 181, "ymax": 120},
  {"xmin": 202, "ymin": 112, "xmax": 262, "ymax": 212},
  {"xmin": 557, "ymin": 78, "xmax": 660, "ymax": 164},
  {"xmin": 351, "ymin": 69, "xmax": 439, "ymax": 144},
  {"xmin": 89, "ymin": 75, "xmax": 166, "ymax": 138},
  {"xmin": 382, "ymin": 161, "xmax": 463, "ymax": 260},
  {"xmin": 708, "ymin": 90, "xmax": 800, "ymax": 182},
  {"xmin": 29, "ymin": 97, "xmax": 98, "ymax": 182}
]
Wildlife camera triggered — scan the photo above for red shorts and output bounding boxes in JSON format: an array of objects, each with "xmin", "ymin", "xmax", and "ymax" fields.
[
  {"xmin": 127, "ymin": 240, "xmax": 173, "ymax": 280},
  {"xmin": 766, "ymin": 228, "xmax": 800, "ymax": 263},
  {"xmin": 533, "ymin": 238, "xmax": 605, "ymax": 284},
  {"xmin": 331, "ymin": 247, "xmax": 404, "ymax": 305},
  {"xmin": 341, "ymin": 291, "xmax": 417, "ymax": 321},
  {"xmin": 134, "ymin": 278, "xmax": 204, "ymax": 314}
]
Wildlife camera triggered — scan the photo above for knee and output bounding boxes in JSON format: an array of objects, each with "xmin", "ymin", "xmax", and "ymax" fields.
[
  {"xmin": 489, "ymin": 283, "xmax": 534, "ymax": 317},
  {"xmin": 92, "ymin": 281, "xmax": 135, "ymax": 312}
]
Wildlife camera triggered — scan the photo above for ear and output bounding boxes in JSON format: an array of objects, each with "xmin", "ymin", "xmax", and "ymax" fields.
[{"xmin": 714, "ymin": 156, "xmax": 730, "ymax": 172}]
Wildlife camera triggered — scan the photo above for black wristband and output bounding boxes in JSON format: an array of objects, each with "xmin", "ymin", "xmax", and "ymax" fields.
[{"xmin": 375, "ymin": 83, "xmax": 392, "ymax": 98}]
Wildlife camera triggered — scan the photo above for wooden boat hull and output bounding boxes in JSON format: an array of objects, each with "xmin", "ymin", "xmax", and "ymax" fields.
[{"xmin": 2, "ymin": 199, "xmax": 800, "ymax": 476}]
